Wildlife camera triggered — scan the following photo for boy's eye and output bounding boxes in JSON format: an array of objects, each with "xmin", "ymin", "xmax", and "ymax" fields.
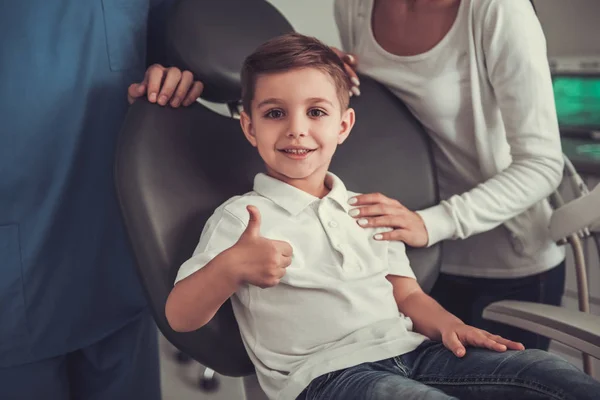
[
  {"xmin": 308, "ymin": 109, "xmax": 327, "ymax": 118},
  {"xmin": 265, "ymin": 109, "xmax": 284, "ymax": 119}
]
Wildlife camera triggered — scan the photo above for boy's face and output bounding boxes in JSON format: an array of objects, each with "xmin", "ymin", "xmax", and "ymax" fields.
[{"xmin": 240, "ymin": 67, "xmax": 354, "ymax": 188}]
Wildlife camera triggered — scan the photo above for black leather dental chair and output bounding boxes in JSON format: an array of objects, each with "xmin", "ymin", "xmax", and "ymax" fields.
[
  {"xmin": 115, "ymin": 0, "xmax": 600, "ymax": 398},
  {"xmin": 115, "ymin": 0, "xmax": 439, "ymax": 397}
]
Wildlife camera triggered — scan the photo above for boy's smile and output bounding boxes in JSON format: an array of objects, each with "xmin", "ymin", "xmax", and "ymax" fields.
[
  {"xmin": 278, "ymin": 145, "xmax": 317, "ymax": 160},
  {"xmin": 240, "ymin": 67, "xmax": 355, "ymax": 197}
]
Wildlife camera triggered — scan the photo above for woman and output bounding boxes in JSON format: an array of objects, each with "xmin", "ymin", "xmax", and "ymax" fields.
[{"xmin": 336, "ymin": 0, "xmax": 566, "ymax": 350}]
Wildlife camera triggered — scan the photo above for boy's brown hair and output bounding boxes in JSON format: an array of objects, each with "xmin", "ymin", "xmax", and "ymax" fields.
[{"xmin": 241, "ymin": 32, "xmax": 351, "ymax": 114}]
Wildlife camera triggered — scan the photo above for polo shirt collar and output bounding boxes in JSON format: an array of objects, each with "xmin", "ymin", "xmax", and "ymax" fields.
[{"xmin": 253, "ymin": 172, "xmax": 351, "ymax": 216}]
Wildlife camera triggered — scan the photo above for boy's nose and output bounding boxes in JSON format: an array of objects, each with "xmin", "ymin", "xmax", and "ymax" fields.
[
  {"xmin": 287, "ymin": 115, "xmax": 308, "ymax": 138},
  {"xmin": 287, "ymin": 130, "xmax": 307, "ymax": 138}
]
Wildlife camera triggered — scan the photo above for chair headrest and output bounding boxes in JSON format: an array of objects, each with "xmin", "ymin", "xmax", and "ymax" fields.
[{"xmin": 166, "ymin": 0, "xmax": 294, "ymax": 104}]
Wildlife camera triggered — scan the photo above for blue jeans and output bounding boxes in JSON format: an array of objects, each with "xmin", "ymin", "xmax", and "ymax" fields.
[{"xmin": 298, "ymin": 340, "xmax": 599, "ymax": 400}]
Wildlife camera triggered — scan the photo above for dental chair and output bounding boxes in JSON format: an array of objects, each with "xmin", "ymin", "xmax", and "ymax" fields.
[{"xmin": 115, "ymin": 0, "xmax": 600, "ymax": 398}]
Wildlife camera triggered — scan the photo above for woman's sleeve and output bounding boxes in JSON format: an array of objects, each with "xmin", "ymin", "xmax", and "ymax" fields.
[
  {"xmin": 333, "ymin": 0, "xmax": 356, "ymax": 52},
  {"xmin": 417, "ymin": 0, "xmax": 564, "ymax": 246}
]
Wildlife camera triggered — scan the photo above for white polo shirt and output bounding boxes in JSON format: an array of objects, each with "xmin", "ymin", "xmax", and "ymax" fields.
[{"xmin": 175, "ymin": 172, "xmax": 427, "ymax": 400}]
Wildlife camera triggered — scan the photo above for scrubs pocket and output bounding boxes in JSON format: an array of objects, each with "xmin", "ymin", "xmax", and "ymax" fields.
[
  {"xmin": 101, "ymin": 0, "xmax": 149, "ymax": 72},
  {"xmin": 0, "ymin": 224, "xmax": 28, "ymax": 347}
]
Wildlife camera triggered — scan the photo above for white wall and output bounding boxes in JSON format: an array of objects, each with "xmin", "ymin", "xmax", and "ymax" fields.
[{"xmin": 266, "ymin": 0, "xmax": 340, "ymax": 47}]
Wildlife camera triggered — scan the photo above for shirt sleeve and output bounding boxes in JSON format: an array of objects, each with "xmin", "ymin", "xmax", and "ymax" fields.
[
  {"xmin": 333, "ymin": 0, "xmax": 356, "ymax": 52},
  {"xmin": 174, "ymin": 207, "xmax": 247, "ymax": 285},
  {"xmin": 386, "ymin": 239, "xmax": 416, "ymax": 279},
  {"xmin": 417, "ymin": 0, "xmax": 563, "ymax": 246}
]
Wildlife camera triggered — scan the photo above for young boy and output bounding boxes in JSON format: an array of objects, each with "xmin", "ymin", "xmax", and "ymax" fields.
[{"xmin": 165, "ymin": 33, "xmax": 600, "ymax": 400}]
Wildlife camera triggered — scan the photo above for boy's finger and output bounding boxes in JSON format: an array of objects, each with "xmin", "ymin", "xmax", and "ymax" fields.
[
  {"xmin": 488, "ymin": 340, "xmax": 508, "ymax": 352},
  {"xmin": 280, "ymin": 255, "xmax": 293, "ymax": 268},
  {"xmin": 445, "ymin": 332, "xmax": 466, "ymax": 357},
  {"xmin": 486, "ymin": 333, "xmax": 525, "ymax": 351},
  {"xmin": 243, "ymin": 206, "xmax": 262, "ymax": 237},
  {"xmin": 471, "ymin": 334, "xmax": 506, "ymax": 352},
  {"xmin": 501, "ymin": 339, "xmax": 525, "ymax": 351},
  {"xmin": 274, "ymin": 241, "xmax": 293, "ymax": 257}
]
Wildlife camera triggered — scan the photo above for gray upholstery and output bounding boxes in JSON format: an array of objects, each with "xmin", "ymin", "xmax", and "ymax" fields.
[
  {"xmin": 115, "ymin": 0, "xmax": 439, "ymax": 378},
  {"xmin": 165, "ymin": 0, "xmax": 294, "ymax": 103},
  {"xmin": 483, "ymin": 301, "xmax": 600, "ymax": 359}
]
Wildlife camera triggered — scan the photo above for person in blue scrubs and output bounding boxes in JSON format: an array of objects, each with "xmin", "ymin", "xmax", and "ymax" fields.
[{"xmin": 0, "ymin": 1, "xmax": 203, "ymax": 399}]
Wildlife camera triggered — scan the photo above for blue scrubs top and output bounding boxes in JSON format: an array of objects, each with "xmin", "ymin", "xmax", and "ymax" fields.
[{"xmin": 0, "ymin": 0, "xmax": 169, "ymax": 367}]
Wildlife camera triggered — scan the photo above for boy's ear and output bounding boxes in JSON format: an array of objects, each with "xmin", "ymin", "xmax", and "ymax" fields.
[
  {"xmin": 337, "ymin": 108, "xmax": 355, "ymax": 145},
  {"xmin": 240, "ymin": 110, "xmax": 257, "ymax": 147}
]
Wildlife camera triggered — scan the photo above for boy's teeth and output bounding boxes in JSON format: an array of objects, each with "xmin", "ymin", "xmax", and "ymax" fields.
[{"xmin": 285, "ymin": 149, "xmax": 309, "ymax": 154}]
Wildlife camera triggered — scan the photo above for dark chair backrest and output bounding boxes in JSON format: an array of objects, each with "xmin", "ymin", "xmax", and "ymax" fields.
[{"xmin": 115, "ymin": 0, "xmax": 440, "ymax": 377}]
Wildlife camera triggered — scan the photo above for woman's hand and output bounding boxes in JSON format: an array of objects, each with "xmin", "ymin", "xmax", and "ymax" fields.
[
  {"xmin": 330, "ymin": 47, "xmax": 361, "ymax": 97},
  {"xmin": 348, "ymin": 193, "xmax": 429, "ymax": 247},
  {"xmin": 127, "ymin": 64, "xmax": 204, "ymax": 107},
  {"xmin": 441, "ymin": 322, "xmax": 525, "ymax": 358}
]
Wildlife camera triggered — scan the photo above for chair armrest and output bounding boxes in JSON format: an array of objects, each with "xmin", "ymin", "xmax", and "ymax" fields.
[
  {"xmin": 482, "ymin": 300, "xmax": 600, "ymax": 359},
  {"xmin": 550, "ymin": 183, "xmax": 600, "ymax": 242}
]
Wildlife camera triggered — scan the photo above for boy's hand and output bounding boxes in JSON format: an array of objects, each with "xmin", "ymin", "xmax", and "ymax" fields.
[
  {"xmin": 441, "ymin": 322, "xmax": 525, "ymax": 357},
  {"xmin": 348, "ymin": 193, "xmax": 429, "ymax": 247},
  {"xmin": 231, "ymin": 206, "xmax": 293, "ymax": 289},
  {"xmin": 127, "ymin": 64, "xmax": 204, "ymax": 107}
]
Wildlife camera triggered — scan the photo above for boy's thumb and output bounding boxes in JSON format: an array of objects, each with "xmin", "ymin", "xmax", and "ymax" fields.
[{"xmin": 243, "ymin": 205, "xmax": 262, "ymax": 237}]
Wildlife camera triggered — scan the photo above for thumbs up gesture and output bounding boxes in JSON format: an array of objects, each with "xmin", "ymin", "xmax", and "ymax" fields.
[{"xmin": 231, "ymin": 206, "xmax": 293, "ymax": 289}]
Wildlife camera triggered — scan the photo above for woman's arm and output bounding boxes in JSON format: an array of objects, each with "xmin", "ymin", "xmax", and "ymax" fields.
[
  {"xmin": 333, "ymin": 0, "xmax": 358, "ymax": 53},
  {"xmin": 349, "ymin": 0, "xmax": 563, "ymax": 247},
  {"xmin": 417, "ymin": 0, "xmax": 563, "ymax": 246}
]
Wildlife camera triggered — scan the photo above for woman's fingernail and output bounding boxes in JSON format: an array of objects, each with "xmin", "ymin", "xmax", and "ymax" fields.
[
  {"xmin": 351, "ymin": 77, "xmax": 360, "ymax": 86},
  {"xmin": 171, "ymin": 98, "xmax": 180, "ymax": 107},
  {"xmin": 351, "ymin": 86, "xmax": 361, "ymax": 97},
  {"xmin": 349, "ymin": 209, "xmax": 360, "ymax": 217},
  {"xmin": 349, "ymin": 90, "xmax": 353, "ymax": 98},
  {"xmin": 346, "ymin": 54, "xmax": 355, "ymax": 64},
  {"xmin": 149, "ymin": 93, "xmax": 157, "ymax": 102},
  {"xmin": 374, "ymin": 234, "xmax": 383, "ymax": 240},
  {"xmin": 348, "ymin": 197, "xmax": 357, "ymax": 205},
  {"xmin": 358, "ymin": 219, "xmax": 368, "ymax": 226},
  {"xmin": 159, "ymin": 95, "xmax": 168, "ymax": 105}
]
